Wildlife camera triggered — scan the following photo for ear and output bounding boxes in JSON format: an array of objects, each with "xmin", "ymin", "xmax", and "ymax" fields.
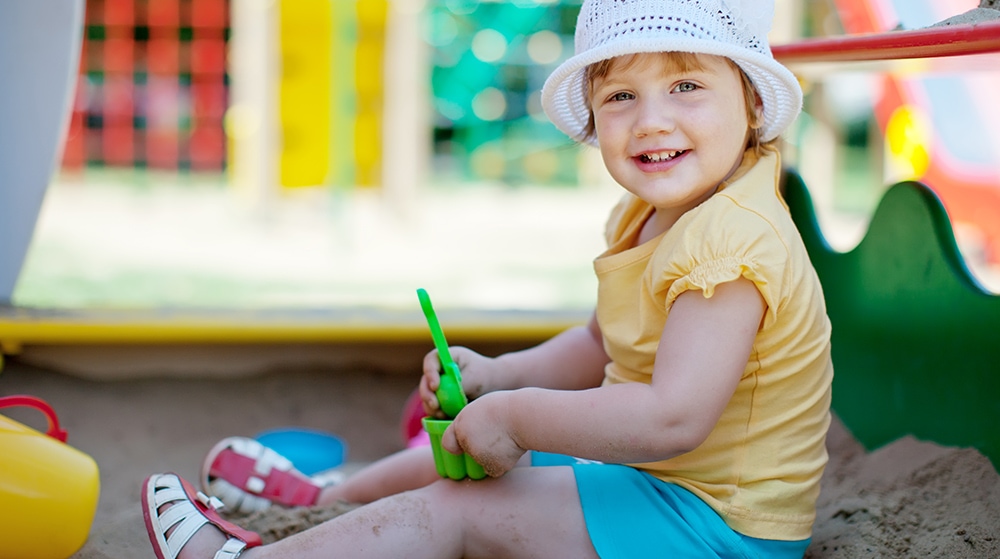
[{"xmin": 751, "ymin": 94, "xmax": 764, "ymax": 130}]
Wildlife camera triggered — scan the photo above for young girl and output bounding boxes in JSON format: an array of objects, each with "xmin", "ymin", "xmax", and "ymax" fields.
[{"xmin": 141, "ymin": 0, "xmax": 832, "ymax": 557}]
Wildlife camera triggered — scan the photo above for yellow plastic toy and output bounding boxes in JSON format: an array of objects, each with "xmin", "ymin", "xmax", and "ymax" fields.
[{"xmin": 0, "ymin": 395, "xmax": 100, "ymax": 559}]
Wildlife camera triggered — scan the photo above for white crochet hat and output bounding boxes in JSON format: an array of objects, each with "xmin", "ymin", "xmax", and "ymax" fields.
[{"xmin": 541, "ymin": 0, "xmax": 802, "ymax": 145}]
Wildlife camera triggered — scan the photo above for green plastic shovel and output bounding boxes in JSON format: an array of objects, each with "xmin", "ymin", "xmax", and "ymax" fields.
[{"xmin": 417, "ymin": 288, "xmax": 468, "ymax": 418}]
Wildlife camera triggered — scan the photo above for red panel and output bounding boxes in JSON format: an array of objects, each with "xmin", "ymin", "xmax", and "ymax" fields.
[
  {"xmin": 829, "ymin": 0, "xmax": 882, "ymax": 34},
  {"xmin": 145, "ymin": 78, "xmax": 179, "ymax": 130},
  {"xmin": 192, "ymin": 0, "xmax": 227, "ymax": 29},
  {"xmin": 147, "ymin": 0, "xmax": 180, "ymax": 28},
  {"xmin": 189, "ymin": 124, "xmax": 225, "ymax": 169},
  {"xmin": 103, "ymin": 123, "xmax": 135, "ymax": 166},
  {"xmin": 103, "ymin": 0, "xmax": 134, "ymax": 26},
  {"xmin": 86, "ymin": 0, "xmax": 106, "ymax": 25},
  {"xmin": 147, "ymin": 37, "xmax": 179, "ymax": 75},
  {"xmin": 102, "ymin": 76, "xmax": 135, "ymax": 119},
  {"xmin": 85, "ymin": 38, "xmax": 105, "ymax": 73},
  {"xmin": 177, "ymin": 40, "xmax": 192, "ymax": 73},
  {"xmin": 193, "ymin": 26, "xmax": 226, "ymax": 41},
  {"xmin": 146, "ymin": 130, "xmax": 179, "ymax": 169},
  {"xmin": 191, "ymin": 79, "xmax": 227, "ymax": 119},
  {"xmin": 190, "ymin": 38, "xmax": 226, "ymax": 76},
  {"xmin": 61, "ymin": 113, "xmax": 87, "ymax": 169},
  {"xmin": 61, "ymin": 0, "xmax": 233, "ymax": 171},
  {"xmin": 102, "ymin": 37, "xmax": 134, "ymax": 74}
]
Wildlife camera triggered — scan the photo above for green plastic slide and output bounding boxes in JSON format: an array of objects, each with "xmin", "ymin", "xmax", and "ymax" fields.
[{"xmin": 784, "ymin": 171, "xmax": 1000, "ymax": 472}]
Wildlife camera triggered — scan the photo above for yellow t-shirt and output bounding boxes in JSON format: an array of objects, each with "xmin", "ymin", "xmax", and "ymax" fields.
[{"xmin": 593, "ymin": 148, "xmax": 833, "ymax": 541}]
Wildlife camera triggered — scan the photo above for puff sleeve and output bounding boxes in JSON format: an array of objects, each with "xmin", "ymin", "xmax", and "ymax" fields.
[{"xmin": 652, "ymin": 195, "xmax": 791, "ymax": 328}]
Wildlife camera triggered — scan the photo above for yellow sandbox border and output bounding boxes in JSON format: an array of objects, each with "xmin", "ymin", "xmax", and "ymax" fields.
[{"xmin": 0, "ymin": 306, "xmax": 588, "ymax": 353}]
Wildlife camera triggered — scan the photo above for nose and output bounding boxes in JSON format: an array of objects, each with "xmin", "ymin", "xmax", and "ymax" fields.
[{"xmin": 633, "ymin": 96, "xmax": 675, "ymax": 138}]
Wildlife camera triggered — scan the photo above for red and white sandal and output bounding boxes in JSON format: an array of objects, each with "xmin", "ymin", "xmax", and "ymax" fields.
[
  {"xmin": 142, "ymin": 472, "xmax": 262, "ymax": 559},
  {"xmin": 201, "ymin": 437, "xmax": 336, "ymax": 514}
]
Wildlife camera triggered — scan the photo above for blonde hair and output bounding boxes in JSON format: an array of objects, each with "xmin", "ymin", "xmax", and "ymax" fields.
[{"xmin": 581, "ymin": 52, "xmax": 767, "ymax": 156}]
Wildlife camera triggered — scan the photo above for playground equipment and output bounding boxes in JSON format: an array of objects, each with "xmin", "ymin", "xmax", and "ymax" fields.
[
  {"xmin": 0, "ymin": 396, "xmax": 100, "ymax": 559},
  {"xmin": 227, "ymin": 0, "xmax": 388, "ymax": 197},
  {"xmin": 0, "ymin": 0, "xmax": 85, "ymax": 304},
  {"xmin": 773, "ymin": 13, "xmax": 1000, "ymax": 471},
  {"xmin": 60, "ymin": 0, "xmax": 229, "ymax": 171},
  {"xmin": 813, "ymin": 0, "xmax": 1000, "ymax": 264},
  {"xmin": 785, "ymin": 172, "xmax": 1000, "ymax": 471}
]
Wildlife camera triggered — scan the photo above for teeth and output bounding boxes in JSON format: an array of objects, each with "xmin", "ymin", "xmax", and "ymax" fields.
[{"xmin": 641, "ymin": 150, "xmax": 683, "ymax": 163}]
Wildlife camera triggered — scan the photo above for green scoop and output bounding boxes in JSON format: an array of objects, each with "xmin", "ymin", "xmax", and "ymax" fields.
[{"xmin": 417, "ymin": 288, "xmax": 468, "ymax": 418}]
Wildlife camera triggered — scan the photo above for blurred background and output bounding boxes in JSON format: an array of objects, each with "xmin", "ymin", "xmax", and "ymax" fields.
[{"xmin": 10, "ymin": 0, "xmax": 1000, "ymax": 313}]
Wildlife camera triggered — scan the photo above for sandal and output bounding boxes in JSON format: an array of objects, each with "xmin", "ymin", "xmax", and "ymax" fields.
[
  {"xmin": 201, "ymin": 437, "xmax": 336, "ymax": 513},
  {"xmin": 142, "ymin": 472, "xmax": 262, "ymax": 559}
]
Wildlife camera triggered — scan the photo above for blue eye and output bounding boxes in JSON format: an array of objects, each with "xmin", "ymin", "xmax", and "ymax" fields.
[
  {"xmin": 609, "ymin": 91, "xmax": 634, "ymax": 102},
  {"xmin": 674, "ymin": 82, "xmax": 698, "ymax": 93}
]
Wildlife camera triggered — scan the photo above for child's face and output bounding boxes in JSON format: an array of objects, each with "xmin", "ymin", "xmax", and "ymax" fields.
[{"xmin": 590, "ymin": 53, "xmax": 755, "ymax": 216}]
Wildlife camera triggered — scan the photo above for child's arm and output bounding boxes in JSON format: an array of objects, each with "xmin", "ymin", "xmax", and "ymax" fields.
[
  {"xmin": 446, "ymin": 278, "xmax": 765, "ymax": 477},
  {"xmin": 494, "ymin": 313, "xmax": 609, "ymax": 391},
  {"xmin": 420, "ymin": 314, "xmax": 609, "ymax": 417}
]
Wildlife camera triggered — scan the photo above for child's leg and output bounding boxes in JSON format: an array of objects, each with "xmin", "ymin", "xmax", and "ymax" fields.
[
  {"xmin": 205, "ymin": 439, "xmax": 534, "ymax": 510},
  {"xmin": 319, "ymin": 444, "xmax": 535, "ymax": 506},
  {"xmin": 317, "ymin": 445, "xmax": 440, "ymax": 505},
  {"xmin": 171, "ymin": 466, "xmax": 599, "ymax": 559}
]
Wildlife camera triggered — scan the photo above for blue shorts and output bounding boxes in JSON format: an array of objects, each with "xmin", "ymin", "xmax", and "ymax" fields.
[{"xmin": 531, "ymin": 452, "xmax": 810, "ymax": 559}]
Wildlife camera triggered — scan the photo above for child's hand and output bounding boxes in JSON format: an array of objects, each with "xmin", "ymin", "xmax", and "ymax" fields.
[
  {"xmin": 442, "ymin": 391, "xmax": 524, "ymax": 477},
  {"xmin": 419, "ymin": 346, "xmax": 495, "ymax": 418}
]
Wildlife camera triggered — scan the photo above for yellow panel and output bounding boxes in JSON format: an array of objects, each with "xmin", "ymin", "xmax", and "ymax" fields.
[
  {"xmin": 354, "ymin": 0, "xmax": 386, "ymax": 187},
  {"xmin": 329, "ymin": 0, "xmax": 358, "ymax": 188},
  {"xmin": 354, "ymin": 106, "xmax": 380, "ymax": 181},
  {"xmin": 279, "ymin": 0, "xmax": 332, "ymax": 187}
]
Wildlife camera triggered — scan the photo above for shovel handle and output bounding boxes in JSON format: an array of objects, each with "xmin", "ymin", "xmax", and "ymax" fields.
[{"xmin": 417, "ymin": 289, "xmax": 468, "ymax": 417}]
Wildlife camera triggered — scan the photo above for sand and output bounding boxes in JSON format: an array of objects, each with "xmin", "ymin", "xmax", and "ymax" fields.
[
  {"xmin": 1, "ymin": 359, "xmax": 998, "ymax": 558},
  {"xmin": 806, "ymin": 417, "xmax": 1000, "ymax": 557}
]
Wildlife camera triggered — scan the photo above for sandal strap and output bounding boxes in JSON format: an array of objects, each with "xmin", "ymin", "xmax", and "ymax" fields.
[
  {"xmin": 207, "ymin": 478, "xmax": 272, "ymax": 514},
  {"xmin": 143, "ymin": 473, "xmax": 262, "ymax": 559},
  {"xmin": 216, "ymin": 446, "xmax": 320, "ymax": 506},
  {"xmin": 204, "ymin": 437, "xmax": 322, "ymax": 510},
  {"xmin": 214, "ymin": 538, "xmax": 249, "ymax": 559},
  {"xmin": 153, "ymin": 486, "xmax": 187, "ymax": 507},
  {"xmin": 165, "ymin": 501, "xmax": 209, "ymax": 559},
  {"xmin": 157, "ymin": 499, "xmax": 193, "ymax": 532}
]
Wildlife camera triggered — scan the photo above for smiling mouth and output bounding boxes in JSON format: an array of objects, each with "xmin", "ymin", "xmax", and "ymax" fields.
[{"xmin": 638, "ymin": 150, "xmax": 687, "ymax": 163}]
